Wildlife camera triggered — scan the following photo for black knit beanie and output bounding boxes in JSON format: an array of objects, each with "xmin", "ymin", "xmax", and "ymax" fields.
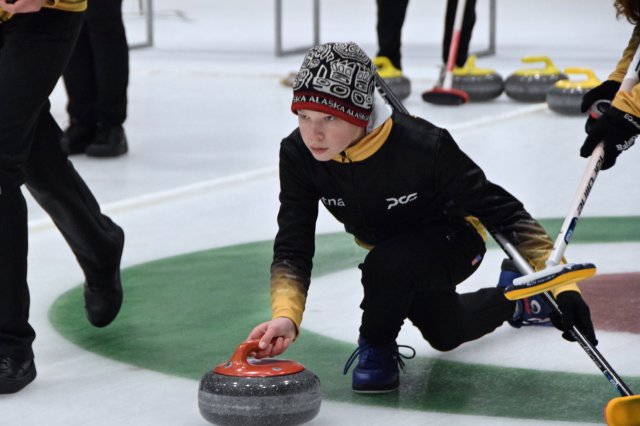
[{"xmin": 291, "ymin": 42, "xmax": 375, "ymax": 127}]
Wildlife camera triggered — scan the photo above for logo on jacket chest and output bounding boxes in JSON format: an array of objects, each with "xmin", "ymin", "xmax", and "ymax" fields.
[
  {"xmin": 386, "ymin": 192, "xmax": 418, "ymax": 210},
  {"xmin": 321, "ymin": 196, "xmax": 345, "ymax": 207}
]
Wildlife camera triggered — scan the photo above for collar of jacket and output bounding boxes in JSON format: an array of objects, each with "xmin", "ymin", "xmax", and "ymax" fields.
[{"xmin": 332, "ymin": 117, "xmax": 393, "ymax": 163}]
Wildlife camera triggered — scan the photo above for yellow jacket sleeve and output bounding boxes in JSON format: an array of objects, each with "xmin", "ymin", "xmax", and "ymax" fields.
[
  {"xmin": 270, "ymin": 264, "xmax": 307, "ymax": 333},
  {"xmin": 610, "ymin": 24, "xmax": 640, "ymax": 116},
  {"xmin": 609, "ymin": 24, "xmax": 640, "ymax": 82},
  {"xmin": 44, "ymin": 0, "xmax": 87, "ymax": 11}
]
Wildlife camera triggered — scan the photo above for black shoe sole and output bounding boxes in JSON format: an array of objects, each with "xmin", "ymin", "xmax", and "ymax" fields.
[
  {"xmin": 85, "ymin": 144, "xmax": 128, "ymax": 158},
  {"xmin": 352, "ymin": 379, "xmax": 399, "ymax": 394}
]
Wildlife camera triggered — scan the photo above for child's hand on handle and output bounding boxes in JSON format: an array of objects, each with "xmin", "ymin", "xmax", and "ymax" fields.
[{"xmin": 247, "ymin": 317, "xmax": 297, "ymax": 359}]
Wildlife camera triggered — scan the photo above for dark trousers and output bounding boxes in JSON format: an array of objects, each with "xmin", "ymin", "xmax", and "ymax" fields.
[
  {"xmin": 376, "ymin": 0, "xmax": 477, "ymax": 69},
  {"xmin": 358, "ymin": 218, "xmax": 514, "ymax": 351},
  {"xmin": 63, "ymin": 0, "xmax": 129, "ymax": 127},
  {"xmin": 0, "ymin": 9, "xmax": 124, "ymax": 361}
]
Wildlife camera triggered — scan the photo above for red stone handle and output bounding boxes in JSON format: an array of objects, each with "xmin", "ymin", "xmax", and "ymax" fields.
[{"xmin": 213, "ymin": 339, "xmax": 305, "ymax": 377}]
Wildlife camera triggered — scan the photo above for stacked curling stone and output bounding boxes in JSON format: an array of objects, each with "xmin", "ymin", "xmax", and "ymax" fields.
[
  {"xmin": 198, "ymin": 340, "xmax": 322, "ymax": 426},
  {"xmin": 452, "ymin": 55, "xmax": 504, "ymax": 101},
  {"xmin": 505, "ymin": 56, "xmax": 567, "ymax": 102},
  {"xmin": 547, "ymin": 68, "xmax": 601, "ymax": 115},
  {"xmin": 374, "ymin": 56, "xmax": 411, "ymax": 100}
]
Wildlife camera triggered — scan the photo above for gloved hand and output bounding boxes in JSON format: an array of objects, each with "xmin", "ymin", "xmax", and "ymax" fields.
[
  {"xmin": 580, "ymin": 106, "xmax": 639, "ymax": 170},
  {"xmin": 549, "ymin": 291, "xmax": 598, "ymax": 346},
  {"xmin": 580, "ymin": 79, "xmax": 621, "ymax": 113},
  {"xmin": 581, "ymin": 80, "xmax": 621, "ymax": 134}
]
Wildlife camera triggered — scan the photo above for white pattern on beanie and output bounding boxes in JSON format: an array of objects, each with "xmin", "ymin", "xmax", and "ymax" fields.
[{"xmin": 291, "ymin": 42, "xmax": 375, "ymax": 127}]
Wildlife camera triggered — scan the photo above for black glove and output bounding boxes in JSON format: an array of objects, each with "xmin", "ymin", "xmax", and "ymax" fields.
[
  {"xmin": 580, "ymin": 79, "xmax": 621, "ymax": 113},
  {"xmin": 580, "ymin": 106, "xmax": 639, "ymax": 170},
  {"xmin": 549, "ymin": 291, "xmax": 598, "ymax": 346}
]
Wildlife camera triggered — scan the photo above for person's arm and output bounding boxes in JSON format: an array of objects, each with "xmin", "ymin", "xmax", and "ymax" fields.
[
  {"xmin": 432, "ymin": 130, "xmax": 596, "ymax": 344},
  {"xmin": 432, "ymin": 129, "xmax": 552, "ymax": 270},
  {"xmin": 579, "ymin": 24, "xmax": 640, "ymax": 170},
  {"xmin": 248, "ymin": 138, "xmax": 319, "ymax": 357},
  {"xmin": 608, "ymin": 24, "xmax": 640, "ymax": 83}
]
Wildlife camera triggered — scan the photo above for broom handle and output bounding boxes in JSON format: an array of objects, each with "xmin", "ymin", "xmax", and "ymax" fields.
[
  {"xmin": 546, "ymin": 143, "xmax": 604, "ymax": 267},
  {"xmin": 442, "ymin": 0, "xmax": 467, "ymax": 89},
  {"xmin": 548, "ymin": 49, "xmax": 639, "ymax": 266},
  {"xmin": 493, "ymin": 231, "xmax": 633, "ymax": 397}
]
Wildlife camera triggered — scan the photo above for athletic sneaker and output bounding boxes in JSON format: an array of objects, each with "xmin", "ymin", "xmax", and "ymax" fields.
[
  {"xmin": 497, "ymin": 259, "xmax": 552, "ymax": 328},
  {"xmin": 343, "ymin": 336, "xmax": 415, "ymax": 393}
]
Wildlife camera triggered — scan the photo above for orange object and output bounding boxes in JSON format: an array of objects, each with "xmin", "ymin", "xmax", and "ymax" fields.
[
  {"xmin": 605, "ymin": 395, "xmax": 640, "ymax": 426},
  {"xmin": 213, "ymin": 340, "xmax": 305, "ymax": 377}
]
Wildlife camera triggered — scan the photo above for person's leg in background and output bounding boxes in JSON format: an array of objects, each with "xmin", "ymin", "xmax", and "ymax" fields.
[
  {"xmin": 62, "ymin": 0, "xmax": 129, "ymax": 157},
  {"xmin": 25, "ymin": 106, "xmax": 125, "ymax": 329},
  {"xmin": 374, "ymin": 0, "xmax": 412, "ymax": 100},
  {"xmin": 61, "ymin": 21, "xmax": 97, "ymax": 155},
  {"xmin": 0, "ymin": 8, "xmax": 124, "ymax": 395},
  {"xmin": 442, "ymin": 0, "xmax": 477, "ymax": 68},
  {"xmin": 0, "ymin": 8, "xmax": 85, "ymax": 394},
  {"xmin": 376, "ymin": 0, "xmax": 409, "ymax": 70}
]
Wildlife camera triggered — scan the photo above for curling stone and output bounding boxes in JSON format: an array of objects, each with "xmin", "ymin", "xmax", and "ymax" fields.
[
  {"xmin": 198, "ymin": 340, "xmax": 322, "ymax": 426},
  {"xmin": 505, "ymin": 56, "xmax": 567, "ymax": 102},
  {"xmin": 547, "ymin": 68, "xmax": 601, "ymax": 115},
  {"xmin": 374, "ymin": 56, "xmax": 411, "ymax": 100},
  {"xmin": 451, "ymin": 55, "xmax": 504, "ymax": 102}
]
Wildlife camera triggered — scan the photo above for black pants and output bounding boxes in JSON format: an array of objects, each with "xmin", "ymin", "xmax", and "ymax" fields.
[
  {"xmin": 376, "ymin": 0, "xmax": 477, "ymax": 69},
  {"xmin": 63, "ymin": 0, "xmax": 129, "ymax": 127},
  {"xmin": 358, "ymin": 218, "xmax": 514, "ymax": 351},
  {"xmin": 0, "ymin": 9, "xmax": 124, "ymax": 361}
]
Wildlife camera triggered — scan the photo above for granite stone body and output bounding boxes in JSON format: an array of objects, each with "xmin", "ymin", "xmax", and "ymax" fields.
[
  {"xmin": 453, "ymin": 74, "xmax": 504, "ymax": 101},
  {"xmin": 505, "ymin": 73, "xmax": 568, "ymax": 102},
  {"xmin": 198, "ymin": 369, "xmax": 322, "ymax": 426}
]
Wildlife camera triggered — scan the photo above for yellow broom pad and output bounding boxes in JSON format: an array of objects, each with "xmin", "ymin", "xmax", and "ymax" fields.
[{"xmin": 505, "ymin": 263, "xmax": 596, "ymax": 301}]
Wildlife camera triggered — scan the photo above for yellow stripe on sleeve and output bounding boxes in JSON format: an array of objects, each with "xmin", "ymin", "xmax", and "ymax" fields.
[{"xmin": 270, "ymin": 268, "xmax": 307, "ymax": 332}]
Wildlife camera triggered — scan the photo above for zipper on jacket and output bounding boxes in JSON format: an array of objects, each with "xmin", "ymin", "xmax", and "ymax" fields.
[{"xmin": 342, "ymin": 151, "xmax": 374, "ymax": 243}]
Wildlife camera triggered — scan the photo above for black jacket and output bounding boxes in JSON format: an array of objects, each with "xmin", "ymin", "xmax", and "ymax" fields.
[{"xmin": 270, "ymin": 112, "xmax": 552, "ymax": 327}]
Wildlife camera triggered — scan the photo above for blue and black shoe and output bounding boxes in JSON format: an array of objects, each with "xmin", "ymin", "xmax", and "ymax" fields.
[
  {"xmin": 343, "ymin": 336, "xmax": 415, "ymax": 393},
  {"xmin": 497, "ymin": 259, "xmax": 552, "ymax": 328}
]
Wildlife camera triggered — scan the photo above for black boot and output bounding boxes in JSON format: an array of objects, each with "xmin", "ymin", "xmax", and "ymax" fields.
[
  {"xmin": 60, "ymin": 120, "xmax": 96, "ymax": 155},
  {"xmin": 85, "ymin": 124, "xmax": 128, "ymax": 158},
  {"xmin": 83, "ymin": 227, "xmax": 125, "ymax": 328},
  {"xmin": 84, "ymin": 271, "xmax": 123, "ymax": 328},
  {"xmin": 0, "ymin": 357, "xmax": 36, "ymax": 394}
]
